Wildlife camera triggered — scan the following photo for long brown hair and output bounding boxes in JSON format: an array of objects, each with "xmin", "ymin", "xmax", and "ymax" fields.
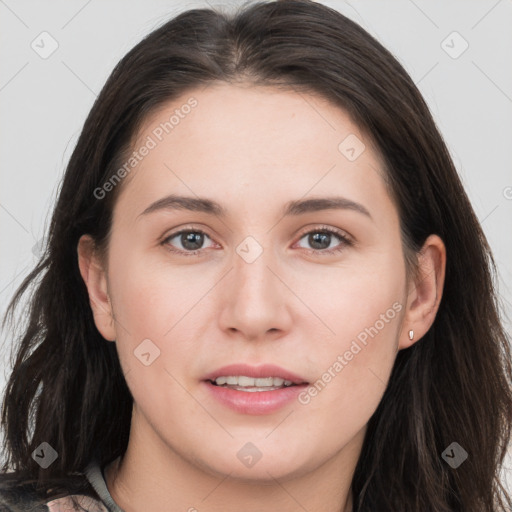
[{"xmin": 2, "ymin": 1, "xmax": 511, "ymax": 510}]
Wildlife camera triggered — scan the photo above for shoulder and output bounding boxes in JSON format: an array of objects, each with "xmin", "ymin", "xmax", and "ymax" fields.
[{"xmin": 0, "ymin": 471, "xmax": 107, "ymax": 512}]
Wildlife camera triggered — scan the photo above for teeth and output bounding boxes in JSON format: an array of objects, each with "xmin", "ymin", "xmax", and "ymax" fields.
[
  {"xmin": 213, "ymin": 376, "xmax": 294, "ymax": 387},
  {"xmin": 239, "ymin": 376, "xmax": 256, "ymax": 386}
]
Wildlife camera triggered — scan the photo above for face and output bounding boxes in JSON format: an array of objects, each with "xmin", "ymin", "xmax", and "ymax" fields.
[{"xmin": 87, "ymin": 82, "xmax": 411, "ymax": 482}]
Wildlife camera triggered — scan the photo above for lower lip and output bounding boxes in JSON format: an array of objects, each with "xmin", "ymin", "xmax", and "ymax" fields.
[{"xmin": 203, "ymin": 380, "xmax": 308, "ymax": 415}]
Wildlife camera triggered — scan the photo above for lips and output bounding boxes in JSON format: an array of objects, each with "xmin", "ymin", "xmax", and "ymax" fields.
[
  {"xmin": 202, "ymin": 363, "xmax": 309, "ymax": 385},
  {"xmin": 202, "ymin": 363, "xmax": 310, "ymax": 415}
]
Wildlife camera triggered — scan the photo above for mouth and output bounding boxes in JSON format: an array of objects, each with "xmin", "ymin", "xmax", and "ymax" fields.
[
  {"xmin": 202, "ymin": 363, "xmax": 309, "ymax": 392},
  {"xmin": 207, "ymin": 376, "xmax": 302, "ymax": 392},
  {"xmin": 202, "ymin": 364, "xmax": 309, "ymax": 415}
]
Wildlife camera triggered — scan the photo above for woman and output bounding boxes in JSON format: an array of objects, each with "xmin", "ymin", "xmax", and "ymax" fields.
[{"xmin": 1, "ymin": 1, "xmax": 511, "ymax": 510}]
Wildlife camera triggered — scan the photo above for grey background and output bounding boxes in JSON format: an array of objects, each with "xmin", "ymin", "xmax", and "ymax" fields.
[{"xmin": 1, "ymin": 0, "xmax": 511, "ymax": 491}]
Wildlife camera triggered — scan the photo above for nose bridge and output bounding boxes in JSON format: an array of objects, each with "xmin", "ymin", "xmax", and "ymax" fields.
[
  {"xmin": 233, "ymin": 234, "xmax": 277, "ymax": 303},
  {"xmin": 219, "ymin": 233, "xmax": 290, "ymax": 337}
]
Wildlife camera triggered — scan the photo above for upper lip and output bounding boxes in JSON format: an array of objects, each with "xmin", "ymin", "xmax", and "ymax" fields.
[{"xmin": 203, "ymin": 364, "xmax": 309, "ymax": 384}]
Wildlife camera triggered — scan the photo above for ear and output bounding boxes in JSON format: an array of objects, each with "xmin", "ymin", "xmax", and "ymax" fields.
[
  {"xmin": 399, "ymin": 234, "xmax": 446, "ymax": 350},
  {"xmin": 77, "ymin": 234, "xmax": 116, "ymax": 342}
]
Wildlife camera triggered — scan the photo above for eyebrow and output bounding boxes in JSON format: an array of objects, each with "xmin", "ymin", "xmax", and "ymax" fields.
[{"xmin": 137, "ymin": 194, "xmax": 372, "ymax": 220}]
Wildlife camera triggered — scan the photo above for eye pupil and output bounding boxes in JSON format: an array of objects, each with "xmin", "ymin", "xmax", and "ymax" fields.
[
  {"xmin": 182, "ymin": 232, "xmax": 204, "ymax": 250},
  {"xmin": 309, "ymin": 232, "xmax": 331, "ymax": 250},
  {"xmin": 168, "ymin": 228, "xmax": 344, "ymax": 255}
]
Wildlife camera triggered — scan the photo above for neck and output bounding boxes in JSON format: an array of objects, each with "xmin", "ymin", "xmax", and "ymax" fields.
[{"xmin": 104, "ymin": 409, "xmax": 362, "ymax": 512}]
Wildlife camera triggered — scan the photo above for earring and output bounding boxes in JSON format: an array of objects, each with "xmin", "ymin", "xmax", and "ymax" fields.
[{"xmin": 408, "ymin": 329, "xmax": 414, "ymax": 341}]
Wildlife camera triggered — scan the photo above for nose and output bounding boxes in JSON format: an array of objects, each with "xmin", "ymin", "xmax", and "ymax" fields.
[{"xmin": 217, "ymin": 241, "xmax": 293, "ymax": 341}]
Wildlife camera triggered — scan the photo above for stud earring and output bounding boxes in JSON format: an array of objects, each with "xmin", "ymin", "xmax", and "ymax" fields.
[{"xmin": 408, "ymin": 329, "xmax": 414, "ymax": 341}]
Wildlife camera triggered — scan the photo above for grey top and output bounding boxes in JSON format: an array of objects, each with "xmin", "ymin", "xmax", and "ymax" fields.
[{"xmin": 83, "ymin": 460, "xmax": 125, "ymax": 512}]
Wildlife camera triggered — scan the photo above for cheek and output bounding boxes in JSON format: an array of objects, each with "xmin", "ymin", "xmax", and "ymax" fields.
[
  {"xmin": 297, "ymin": 251, "xmax": 404, "ymax": 417},
  {"xmin": 296, "ymin": 307, "xmax": 401, "ymax": 452},
  {"xmin": 301, "ymin": 250, "xmax": 404, "ymax": 343},
  {"xmin": 106, "ymin": 247, "xmax": 221, "ymax": 405},
  {"xmin": 106, "ymin": 250, "xmax": 206, "ymax": 422},
  {"xmin": 107, "ymin": 243, "xmax": 212, "ymax": 339}
]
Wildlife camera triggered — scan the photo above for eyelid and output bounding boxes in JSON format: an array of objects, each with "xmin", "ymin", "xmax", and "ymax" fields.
[
  {"xmin": 161, "ymin": 224, "xmax": 217, "ymax": 254},
  {"xmin": 294, "ymin": 224, "xmax": 354, "ymax": 244},
  {"xmin": 292, "ymin": 224, "xmax": 354, "ymax": 256},
  {"xmin": 161, "ymin": 223, "xmax": 213, "ymax": 242},
  {"xmin": 161, "ymin": 223, "xmax": 354, "ymax": 256},
  {"xmin": 162, "ymin": 223, "xmax": 353, "ymax": 243}
]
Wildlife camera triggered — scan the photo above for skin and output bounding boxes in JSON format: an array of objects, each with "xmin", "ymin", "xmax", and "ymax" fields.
[{"xmin": 78, "ymin": 82, "xmax": 446, "ymax": 512}]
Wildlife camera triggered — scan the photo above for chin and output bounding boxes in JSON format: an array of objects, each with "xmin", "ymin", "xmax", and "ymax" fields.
[{"xmin": 197, "ymin": 452, "xmax": 312, "ymax": 483}]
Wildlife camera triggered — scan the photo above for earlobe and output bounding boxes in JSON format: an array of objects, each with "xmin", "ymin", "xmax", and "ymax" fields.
[
  {"xmin": 77, "ymin": 234, "xmax": 117, "ymax": 342},
  {"xmin": 399, "ymin": 234, "xmax": 446, "ymax": 350}
]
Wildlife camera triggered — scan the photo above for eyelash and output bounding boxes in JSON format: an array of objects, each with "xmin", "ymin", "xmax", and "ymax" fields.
[{"xmin": 161, "ymin": 225, "xmax": 353, "ymax": 257}]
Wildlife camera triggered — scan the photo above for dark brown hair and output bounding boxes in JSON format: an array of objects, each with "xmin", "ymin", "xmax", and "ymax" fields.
[{"xmin": 2, "ymin": 1, "xmax": 511, "ymax": 510}]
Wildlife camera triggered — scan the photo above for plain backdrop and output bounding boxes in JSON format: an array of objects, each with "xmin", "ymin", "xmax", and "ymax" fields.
[{"xmin": 1, "ymin": 0, "xmax": 511, "ymax": 493}]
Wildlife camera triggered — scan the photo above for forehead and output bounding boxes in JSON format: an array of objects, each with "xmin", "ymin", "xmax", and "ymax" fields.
[{"xmin": 112, "ymin": 82, "xmax": 389, "ymax": 222}]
